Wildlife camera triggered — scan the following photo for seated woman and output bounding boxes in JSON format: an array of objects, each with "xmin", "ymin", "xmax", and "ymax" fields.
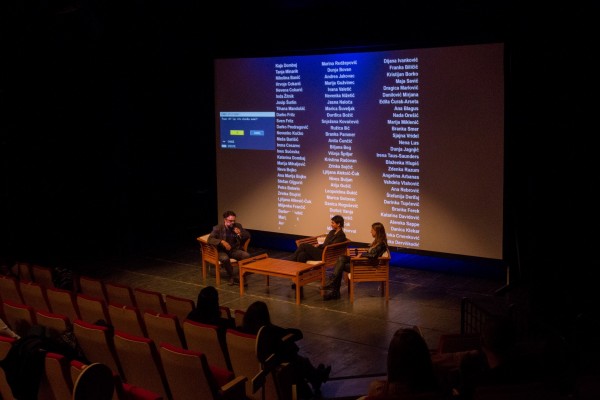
[
  {"xmin": 240, "ymin": 300, "xmax": 331, "ymax": 399},
  {"xmin": 321, "ymin": 221, "xmax": 388, "ymax": 300},
  {"xmin": 186, "ymin": 286, "xmax": 235, "ymax": 348}
]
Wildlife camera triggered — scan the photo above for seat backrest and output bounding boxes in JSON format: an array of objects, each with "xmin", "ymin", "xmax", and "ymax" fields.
[
  {"xmin": 30, "ymin": 264, "xmax": 55, "ymax": 288},
  {"xmin": 72, "ymin": 319, "xmax": 123, "ymax": 377},
  {"xmin": 183, "ymin": 320, "xmax": 230, "ymax": 371},
  {"xmin": 159, "ymin": 342, "xmax": 244, "ymax": 400},
  {"xmin": 198, "ymin": 234, "xmax": 219, "ymax": 266},
  {"xmin": 120, "ymin": 382, "xmax": 165, "ymax": 400},
  {"xmin": 255, "ymin": 325, "xmax": 293, "ymax": 400},
  {"xmin": 134, "ymin": 288, "xmax": 167, "ymax": 314},
  {"xmin": 233, "ymin": 309, "xmax": 246, "ymax": 330},
  {"xmin": 225, "ymin": 328, "xmax": 263, "ymax": 400},
  {"xmin": 349, "ymin": 249, "xmax": 391, "ymax": 276},
  {"xmin": 2, "ymin": 299, "xmax": 36, "ymax": 337},
  {"xmin": 18, "ymin": 280, "xmax": 51, "ymax": 312},
  {"xmin": 0, "ymin": 336, "xmax": 17, "ymax": 400},
  {"xmin": 143, "ymin": 311, "xmax": 187, "ymax": 349},
  {"xmin": 0, "ymin": 275, "xmax": 24, "ymax": 304},
  {"xmin": 220, "ymin": 305, "xmax": 232, "ymax": 320},
  {"xmin": 44, "ymin": 352, "xmax": 74, "ymax": 400},
  {"xmin": 164, "ymin": 294, "xmax": 195, "ymax": 323},
  {"xmin": 320, "ymin": 239, "xmax": 351, "ymax": 268},
  {"xmin": 78, "ymin": 276, "xmax": 108, "ymax": 303},
  {"xmin": 108, "ymin": 303, "xmax": 147, "ymax": 337},
  {"xmin": 348, "ymin": 247, "xmax": 391, "ymax": 303},
  {"xmin": 76, "ymin": 293, "xmax": 111, "ymax": 325},
  {"xmin": 69, "ymin": 359, "xmax": 88, "ymax": 393},
  {"xmin": 112, "ymin": 331, "xmax": 172, "ymax": 400},
  {"xmin": 46, "ymin": 286, "xmax": 80, "ymax": 322},
  {"xmin": 13, "ymin": 261, "xmax": 33, "ymax": 282},
  {"xmin": 105, "ymin": 282, "xmax": 137, "ymax": 308},
  {"xmin": 436, "ymin": 333, "xmax": 482, "ymax": 354},
  {"xmin": 35, "ymin": 310, "xmax": 70, "ymax": 340}
]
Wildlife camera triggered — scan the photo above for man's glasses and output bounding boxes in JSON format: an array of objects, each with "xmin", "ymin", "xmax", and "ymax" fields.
[{"xmin": 225, "ymin": 219, "xmax": 236, "ymax": 222}]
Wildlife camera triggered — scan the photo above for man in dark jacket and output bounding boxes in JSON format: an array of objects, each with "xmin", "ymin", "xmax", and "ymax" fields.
[{"xmin": 208, "ymin": 210, "xmax": 251, "ymax": 285}]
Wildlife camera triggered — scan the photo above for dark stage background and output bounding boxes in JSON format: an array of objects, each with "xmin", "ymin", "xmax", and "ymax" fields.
[{"xmin": 1, "ymin": 1, "xmax": 595, "ymax": 323}]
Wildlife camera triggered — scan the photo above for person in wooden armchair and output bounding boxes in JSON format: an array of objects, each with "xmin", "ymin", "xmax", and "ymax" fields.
[
  {"xmin": 322, "ymin": 221, "xmax": 388, "ymax": 300},
  {"xmin": 291, "ymin": 215, "xmax": 347, "ymax": 262},
  {"xmin": 208, "ymin": 210, "xmax": 251, "ymax": 285}
]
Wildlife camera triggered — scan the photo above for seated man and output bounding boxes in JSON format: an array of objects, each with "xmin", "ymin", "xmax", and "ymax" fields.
[
  {"xmin": 208, "ymin": 210, "xmax": 251, "ymax": 285},
  {"xmin": 291, "ymin": 215, "xmax": 347, "ymax": 263}
]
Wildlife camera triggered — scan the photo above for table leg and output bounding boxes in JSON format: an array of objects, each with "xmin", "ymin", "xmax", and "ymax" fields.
[
  {"xmin": 295, "ymin": 276, "xmax": 301, "ymax": 305},
  {"xmin": 240, "ymin": 270, "xmax": 245, "ymax": 296}
]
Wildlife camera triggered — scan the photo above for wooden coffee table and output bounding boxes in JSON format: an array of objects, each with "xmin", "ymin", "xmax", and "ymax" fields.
[{"xmin": 237, "ymin": 253, "xmax": 325, "ymax": 304}]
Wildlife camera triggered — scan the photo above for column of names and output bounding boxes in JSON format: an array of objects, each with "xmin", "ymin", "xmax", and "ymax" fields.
[
  {"xmin": 320, "ymin": 60, "xmax": 360, "ymax": 234},
  {"xmin": 377, "ymin": 57, "xmax": 421, "ymax": 247},
  {"xmin": 275, "ymin": 62, "xmax": 310, "ymax": 227}
]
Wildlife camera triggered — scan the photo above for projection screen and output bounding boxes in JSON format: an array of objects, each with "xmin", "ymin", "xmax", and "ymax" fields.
[{"xmin": 214, "ymin": 42, "xmax": 504, "ymax": 260}]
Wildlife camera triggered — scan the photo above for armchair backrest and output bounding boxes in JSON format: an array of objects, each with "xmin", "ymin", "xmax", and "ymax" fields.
[
  {"xmin": 321, "ymin": 240, "xmax": 352, "ymax": 268},
  {"xmin": 198, "ymin": 234, "xmax": 219, "ymax": 267}
]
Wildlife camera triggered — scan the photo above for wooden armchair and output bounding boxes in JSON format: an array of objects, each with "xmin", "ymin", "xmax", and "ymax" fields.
[
  {"xmin": 347, "ymin": 247, "xmax": 391, "ymax": 303},
  {"xmin": 197, "ymin": 234, "xmax": 250, "ymax": 285},
  {"xmin": 294, "ymin": 236, "xmax": 351, "ymax": 283}
]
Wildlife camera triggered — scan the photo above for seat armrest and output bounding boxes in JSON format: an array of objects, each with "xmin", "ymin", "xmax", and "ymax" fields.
[{"xmin": 295, "ymin": 236, "xmax": 318, "ymax": 247}]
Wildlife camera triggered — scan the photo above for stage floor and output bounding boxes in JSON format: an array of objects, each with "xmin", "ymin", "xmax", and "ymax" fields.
[{"xmin": 70, "ymin": 239, "xmax": 518, "ymax": 399}]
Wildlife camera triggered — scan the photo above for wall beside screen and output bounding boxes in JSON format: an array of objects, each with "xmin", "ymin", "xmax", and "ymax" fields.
[{"xmin": 214, "ymin": 42, "xmax": 505, "ymax": 262}]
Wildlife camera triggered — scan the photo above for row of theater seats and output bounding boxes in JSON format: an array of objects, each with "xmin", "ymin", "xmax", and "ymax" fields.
[
  {"xmin": 1, "ymin": 325, "xmax": 245, "ymax": 400},
  {"xmin": 0, "ymin": 265, "xmax": 285, "ymax": 400}
]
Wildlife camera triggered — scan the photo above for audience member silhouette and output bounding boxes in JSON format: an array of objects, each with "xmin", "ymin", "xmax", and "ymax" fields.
[
  {"xmin": 457, "ymin": 316, "xmax": 532, "ymax": 399},
  {"xmin": 186, "ymin": 286, "xmax": 234, "ymax": 328},
  {"xmin": 241, "ymin": 300, "xmax": 331, "ymax": 399},
  {"xmin": 186, "ymin": 286, "xmax": 235, "ymax": 360},
  {"xmin": 361, "ymin": 327, "xmax": 445, "ymax": 399}
]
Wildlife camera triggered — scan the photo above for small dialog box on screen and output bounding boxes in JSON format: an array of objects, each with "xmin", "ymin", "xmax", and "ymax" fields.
[{"xmin": 219, "ymin": 112, "xmax": 275, "ymax": 150}]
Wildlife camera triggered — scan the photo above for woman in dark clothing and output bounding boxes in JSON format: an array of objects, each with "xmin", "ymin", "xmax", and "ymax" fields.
[
  {"xmin": 241, "ymin": 301, "xmax": 331, "ymax": 399},
  {"xmin": 186, "ymin": 286, "xmax": 235, "ymax": 367},
  {"xmin": 322, "ymin": 222, "xmax": 388, "ymax": 300},
  {"xmin": 186, "ymin": 286, "xmax": 234, "ymax": 329}
]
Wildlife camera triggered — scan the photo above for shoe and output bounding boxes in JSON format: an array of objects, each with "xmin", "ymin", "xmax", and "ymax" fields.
[
  {"xmin": 311, "ymin": 364, "xmax": 331, "ymax": 395},
  {"xmin": 317, "ymin": 364, "xmax": 331, "ymax": 383},
  {"xmin": 228, "ymin": 278, "xmax": 240, "ymax": 286},
  {"xmin": 323, "ymin": 291, "xmax": 340, "ymax": 301},
  {"xmin": 319, "ymin": 280, "xmax": 334, "ymax": 290}
]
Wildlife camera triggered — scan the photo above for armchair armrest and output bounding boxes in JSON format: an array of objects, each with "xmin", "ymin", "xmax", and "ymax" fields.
[
  {"xmin": 347, "ymin": 247, "xmax": 369, "ymax": 257},
  {"xmin": 295, "ymin": 236, "xmax": 319, "ymax": 248},
  {"xmin": 221, "ymin": 375, "xmax": 248, "ymax": 399}
]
